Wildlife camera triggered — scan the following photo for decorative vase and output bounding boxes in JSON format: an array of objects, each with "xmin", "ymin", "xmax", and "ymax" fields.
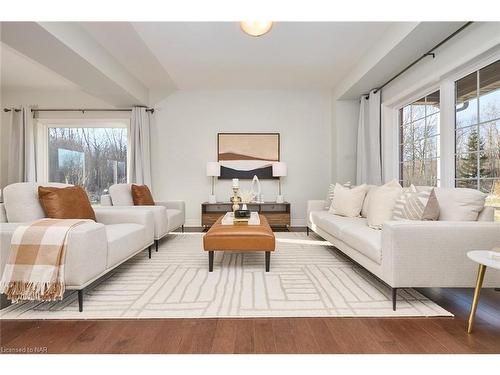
[{"xmin": 251, "ymin": 175, "xmax": 261, "ymax": 202}]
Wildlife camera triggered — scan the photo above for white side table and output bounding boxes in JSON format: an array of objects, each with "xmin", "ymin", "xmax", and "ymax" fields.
[{"xmin": 466, "ymin": 250, "xmax": 500, "ymax": 333}]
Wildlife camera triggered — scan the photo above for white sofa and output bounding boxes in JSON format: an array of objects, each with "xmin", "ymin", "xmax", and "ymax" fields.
[
  {"xmin": 0, "ymin": 183, "xmax": 155, "ymax": 312},
  {"xmin": 100, "ymin": 183, "xmax": 185, "ymax": 252},
  {"xmin": 307, "ymin": 187, "xmax": 500, "ymax": 310}
]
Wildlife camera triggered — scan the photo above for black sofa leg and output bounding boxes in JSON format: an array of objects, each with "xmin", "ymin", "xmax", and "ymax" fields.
[
  {"xmin": 78, "ymin": 290, "xmax": 83, "ymax": 312},
  {"xmin": 155, "ymin": 239, "xmax": 159, "ymax": 252},
  {"xmin": 265, "ymin": 251, "xmax": 271, "ymax": 272},
  {"xmin": 148, "ymin": 246, "xmax": 152, "ymax": 259},
  {"xmin": 181, "ymin": 225, "xmax": 185, "ymax": 233},
  {"xmin": 306, "ymin": 226, "xmax": 309, "ymax": 236},
  {"xmin": 392, "ymin": 288, "xmax": 397, "ymax": 311},
  {"xmin": 208, "ymin": 251, "xmax": 214, "ymax": 272}
]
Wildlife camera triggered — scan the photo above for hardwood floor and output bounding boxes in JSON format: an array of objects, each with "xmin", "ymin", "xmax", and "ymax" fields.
[
  {"xmin": 1, "ymin": 228, "xmax": 499, "ymax": 354},
  {"xmin": 1, "ymin": 287, "xmax": 499, "ymax": 354}
]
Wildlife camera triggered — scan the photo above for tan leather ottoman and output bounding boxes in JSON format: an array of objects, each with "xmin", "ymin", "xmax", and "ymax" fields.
[{"xmin": 203, "ymin": 215, "xmax": 276, "ymax": 272}]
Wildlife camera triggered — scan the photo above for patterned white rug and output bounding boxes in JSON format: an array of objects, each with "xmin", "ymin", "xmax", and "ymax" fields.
[{"xmin": 0, "ymin": 232, "xmax": 452, "ymax": 319}]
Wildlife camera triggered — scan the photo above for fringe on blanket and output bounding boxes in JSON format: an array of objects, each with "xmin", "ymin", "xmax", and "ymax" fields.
[{"xmin": 0, "ymin": 280, "xmax": 65, "ymax": 303}]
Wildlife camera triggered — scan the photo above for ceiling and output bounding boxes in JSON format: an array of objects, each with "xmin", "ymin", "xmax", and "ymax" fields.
[
  {"xmin": 0, "ymin": 22, "xmax": 475, "ymax": 106},
  {"xmin": 1, "ymin": 42, "xmax": 79, "ymax": 90},
  {"xmin": 129, "ymin": 22, "xmax": 396, "ymax": 89}
]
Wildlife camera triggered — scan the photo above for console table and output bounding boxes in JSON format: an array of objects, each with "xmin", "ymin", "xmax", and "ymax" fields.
[{"xmin": 201, "ymin": 202, "xmax": 291, "ymax": 229}]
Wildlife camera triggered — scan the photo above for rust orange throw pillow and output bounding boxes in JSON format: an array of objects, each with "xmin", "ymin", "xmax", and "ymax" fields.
[
  {"xmin": 131, "ymin": 184, "xmax": 155, "ymax": 205},
  {"xmin": 38, "ymin": 186, "xmax": 96, "ymax": 221}
]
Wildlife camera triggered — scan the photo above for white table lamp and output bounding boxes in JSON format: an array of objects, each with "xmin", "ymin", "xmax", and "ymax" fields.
[
  {"xmin": 206, "ymin": 162, "xmax": 220, "ymax": 204},
  {"xmin": 272, "ymin": 162, "xmax": 287, "ymax": 203}
]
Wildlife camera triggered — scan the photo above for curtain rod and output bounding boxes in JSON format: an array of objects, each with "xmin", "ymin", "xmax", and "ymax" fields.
[
  {"xmin": 3, "ymin": 107, "xmax": 154, "ymax": 113},
  {"xmin": 361, "ymin": 21, "xmax": 474, "ymax": 98}
]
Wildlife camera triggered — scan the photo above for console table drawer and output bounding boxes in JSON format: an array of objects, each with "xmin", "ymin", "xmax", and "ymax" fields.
[
  {"xmin": 262, "ymin": 213, "xmax": 291, "ymax": 226},
  {"xmin": 205, "ymin": 204, "xmax": 231, "ymax": 212},
  {"xmin": 202, "ymin": 213, "xmax": 225, "ymax": 226},
  {"xmin": 260, "ymin": 204, "xmax": 288, "ymax": 212}
]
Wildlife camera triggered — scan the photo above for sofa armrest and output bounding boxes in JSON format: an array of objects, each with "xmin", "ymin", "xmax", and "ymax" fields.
[
  {"xmin": 156, "ymin": 200, "xmax": 186, "ymax": 224},
  {"xmin": 93, "ymin": 207, "xmax": 154, "ymax": 243},
  {"xmin": 381, "ymin": 221, "xmax": 500, "ymax": 287},
  {"xmin": 306, "ymin": 200, "xmax": 327, "ymax": 226},
  {"xmin": 156, "ymin": 200, "xmax": 185, "ymax": 213},
  {"xmin": 307, "ymin": 200, "xmax": 327, "ymax": 213},
  {"xmin": 100, "ymin": 194, "xmax": 112, "ymax": 206}
]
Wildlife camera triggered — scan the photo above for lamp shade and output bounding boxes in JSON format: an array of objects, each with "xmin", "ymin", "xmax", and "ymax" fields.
[
  {"xmin": 272, "ymin": 162, "xmax": 287, "ymax": 177},
  {"xmin": 206, "ymin": 162, "xmax": 221, "ymax": 177}
]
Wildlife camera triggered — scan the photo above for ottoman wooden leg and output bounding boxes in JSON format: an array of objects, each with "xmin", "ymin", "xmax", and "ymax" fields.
[
  {"xmin": 265, "ymin": 251, "xmax": 271, "ymax": 272},
  {"xmin": 209, "ymin": 251, "xmax": 214, "ymax": 272}
]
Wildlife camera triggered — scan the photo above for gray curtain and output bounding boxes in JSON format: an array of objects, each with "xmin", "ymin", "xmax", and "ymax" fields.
[
  {"xmin": 7, "ymin": 107, "xmax": 37, "ymax": 184},
  {"xmin": 356, "ymin": 90, "xmax": 382, "ymax": 185},
  {"xmin": 129, "ymin": 107, "xmax": 152, "ymax": 187}
]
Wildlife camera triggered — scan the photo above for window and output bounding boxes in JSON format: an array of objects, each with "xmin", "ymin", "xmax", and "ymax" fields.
[
  {"xmin": 399, "ymin": 90, "xmax": 440, "ymax": 187},
  {"xmin": 46, "ymin": 123, "xmax": 128, "ymax": 203},
  {"xmin": 455, "ymin": 60, "xmax": 500, "ymax": 193}
]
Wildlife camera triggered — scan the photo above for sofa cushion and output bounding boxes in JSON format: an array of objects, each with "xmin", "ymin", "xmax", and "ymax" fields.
[
  {"xmin": 340, "ymin": 224, "xmax": 382, "ymax": 264},
  {"xmin": 167, "ymin": 209, "xmax": 184, "ymax": 232},
  {"xmin": 131, "ymin": 184, "xmax": 155, "ymax": 206},
  {"xmin": 109, "ymin": 184, "xmax": 134, "ymax": 206},
  {"xmin": 2, "ymin": 182, "xmax": 68, "ymax": 223},
  {"xmin": 105, "ymin": 223, "xmax": 147, "ymax": 268},
  {"xmin": 329, "ymin": 184, "xmax": 368, "ymax": 217},
  {"xmin": 366, "ymin": 180, "xmax": 402, "ymax": 229},
  {"xmin": 38, "ymin": 186, "xmax": 96, "ymax": 221},
  {"xmin": 433, "ymin": 188, "xmax": 486, "ymax": 221},
  {"xmin": 316, "ymin": 213, "xmax": 368, "ymax": 238},
  {"xmin": 309, "ymin": 210, "xmax": 332, "ymax": 228}
]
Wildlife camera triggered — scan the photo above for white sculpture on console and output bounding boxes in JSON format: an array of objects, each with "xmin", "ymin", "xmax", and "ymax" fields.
[{"xmin": 251, "ymin": 175, "xmax": 262, "ymax": 203}]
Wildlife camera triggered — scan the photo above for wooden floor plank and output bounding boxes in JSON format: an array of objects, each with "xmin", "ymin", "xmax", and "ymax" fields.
[{"xmin": 1, "ymin": 288, "xmax": 499, "ymax": 354}]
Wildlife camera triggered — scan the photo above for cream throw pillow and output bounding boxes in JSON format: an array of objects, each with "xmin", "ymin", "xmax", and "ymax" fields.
[
  {"xmin": 329, "ymin": 183, "xmax": 368, "ymax": 217},
  {"xmin": 366, "ymin": 180, "xmax": 403, "ymax": 229},
  {"xmin": 324, "ymin": 181, "xmax": 352, "ymax": 210}
]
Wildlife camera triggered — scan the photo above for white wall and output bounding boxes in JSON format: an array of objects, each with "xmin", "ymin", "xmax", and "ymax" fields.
[
  {"xmin": 150, "ymin": 90, "xmax": 332, "ymax": 226},
  {"xmin": 331, "ymin": 99, "xmax": 359, "ymax": 184}
]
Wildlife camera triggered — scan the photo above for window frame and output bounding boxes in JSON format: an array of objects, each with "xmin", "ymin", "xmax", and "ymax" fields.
[
  {"xmin": 36, "ymin": 118, "xmax": 131, "ymax": 190},
  {"xmin": 454, "ymin": 60, "xmax": 500, "ymax": 192},
  {"xmin": 398, "ymin": 89, "xmax": 442, "ymax": 187},
  {"xmin": 382, "ymin": 48, "xmax": 500, "ymax": 188}
]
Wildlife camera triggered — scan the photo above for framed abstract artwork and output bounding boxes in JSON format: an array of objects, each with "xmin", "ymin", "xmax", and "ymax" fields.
[{"xmin": 217, "ymin": 133, "xmax": 280, "ymax": 179}]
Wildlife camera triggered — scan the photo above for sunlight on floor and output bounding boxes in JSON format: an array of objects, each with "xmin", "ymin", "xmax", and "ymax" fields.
[{"xmin": 276, "ymin": 238, "xmax": 332, "ymax": 246}]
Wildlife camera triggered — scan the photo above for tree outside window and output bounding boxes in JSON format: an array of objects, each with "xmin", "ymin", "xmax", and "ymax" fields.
[
  {"xmin": 399, "ymin": 90, "xmax": 440, "ymax": 187},
  {"xmin": 48, "ymin": 127, "xmax": 127, "ymax": 203}
]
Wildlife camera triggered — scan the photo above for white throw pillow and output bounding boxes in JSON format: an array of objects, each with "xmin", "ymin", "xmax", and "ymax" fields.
[
  {"xmin": 360, "ymin": 185, "xmax": 377, "ymax": 218},
  {"xmin": 324, "ymin": 181, "xmax": 352, "ymax": 210},
  {"xmin": 109, "ymin": 184, "xmax": 134, "ymax": 206},
  {"xmin": 329, "ymin": 183, "xmax": 368, "ymax": 217},
  {"xmin": 433, "ymin": 188, "xmax": 486, "ymax": 221},
  {"xmin": 366, "ymin": 180, "xmax": 403, "ymax": 229}
]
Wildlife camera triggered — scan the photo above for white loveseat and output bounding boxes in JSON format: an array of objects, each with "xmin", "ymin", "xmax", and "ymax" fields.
[
  {"xmin": 307, "ymin": 187, "xmax": 500, "ymax": 310},
  {"xmin": 0, "ymin": 183, "xmax": 155, "ymax": 312},
  {"xmin": 100, "ymin": 183, "xmax": 185, "ymax": 252}
]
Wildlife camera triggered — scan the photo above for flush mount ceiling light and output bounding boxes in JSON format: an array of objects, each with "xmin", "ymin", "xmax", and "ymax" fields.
[{"xmin": 240, "ymin": 21, "xmax": 273, "ymax": 37}]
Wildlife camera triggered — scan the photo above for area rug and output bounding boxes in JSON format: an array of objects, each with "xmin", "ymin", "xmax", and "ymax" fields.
[{"xmin": 0, "ymin": 232, "xmax": 452, "ymax": 319}]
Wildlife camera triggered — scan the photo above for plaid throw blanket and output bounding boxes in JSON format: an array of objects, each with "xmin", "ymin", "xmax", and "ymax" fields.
[{"xmin": 0, "ymin": 219, "xmax": 88, "ymax": 302}]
